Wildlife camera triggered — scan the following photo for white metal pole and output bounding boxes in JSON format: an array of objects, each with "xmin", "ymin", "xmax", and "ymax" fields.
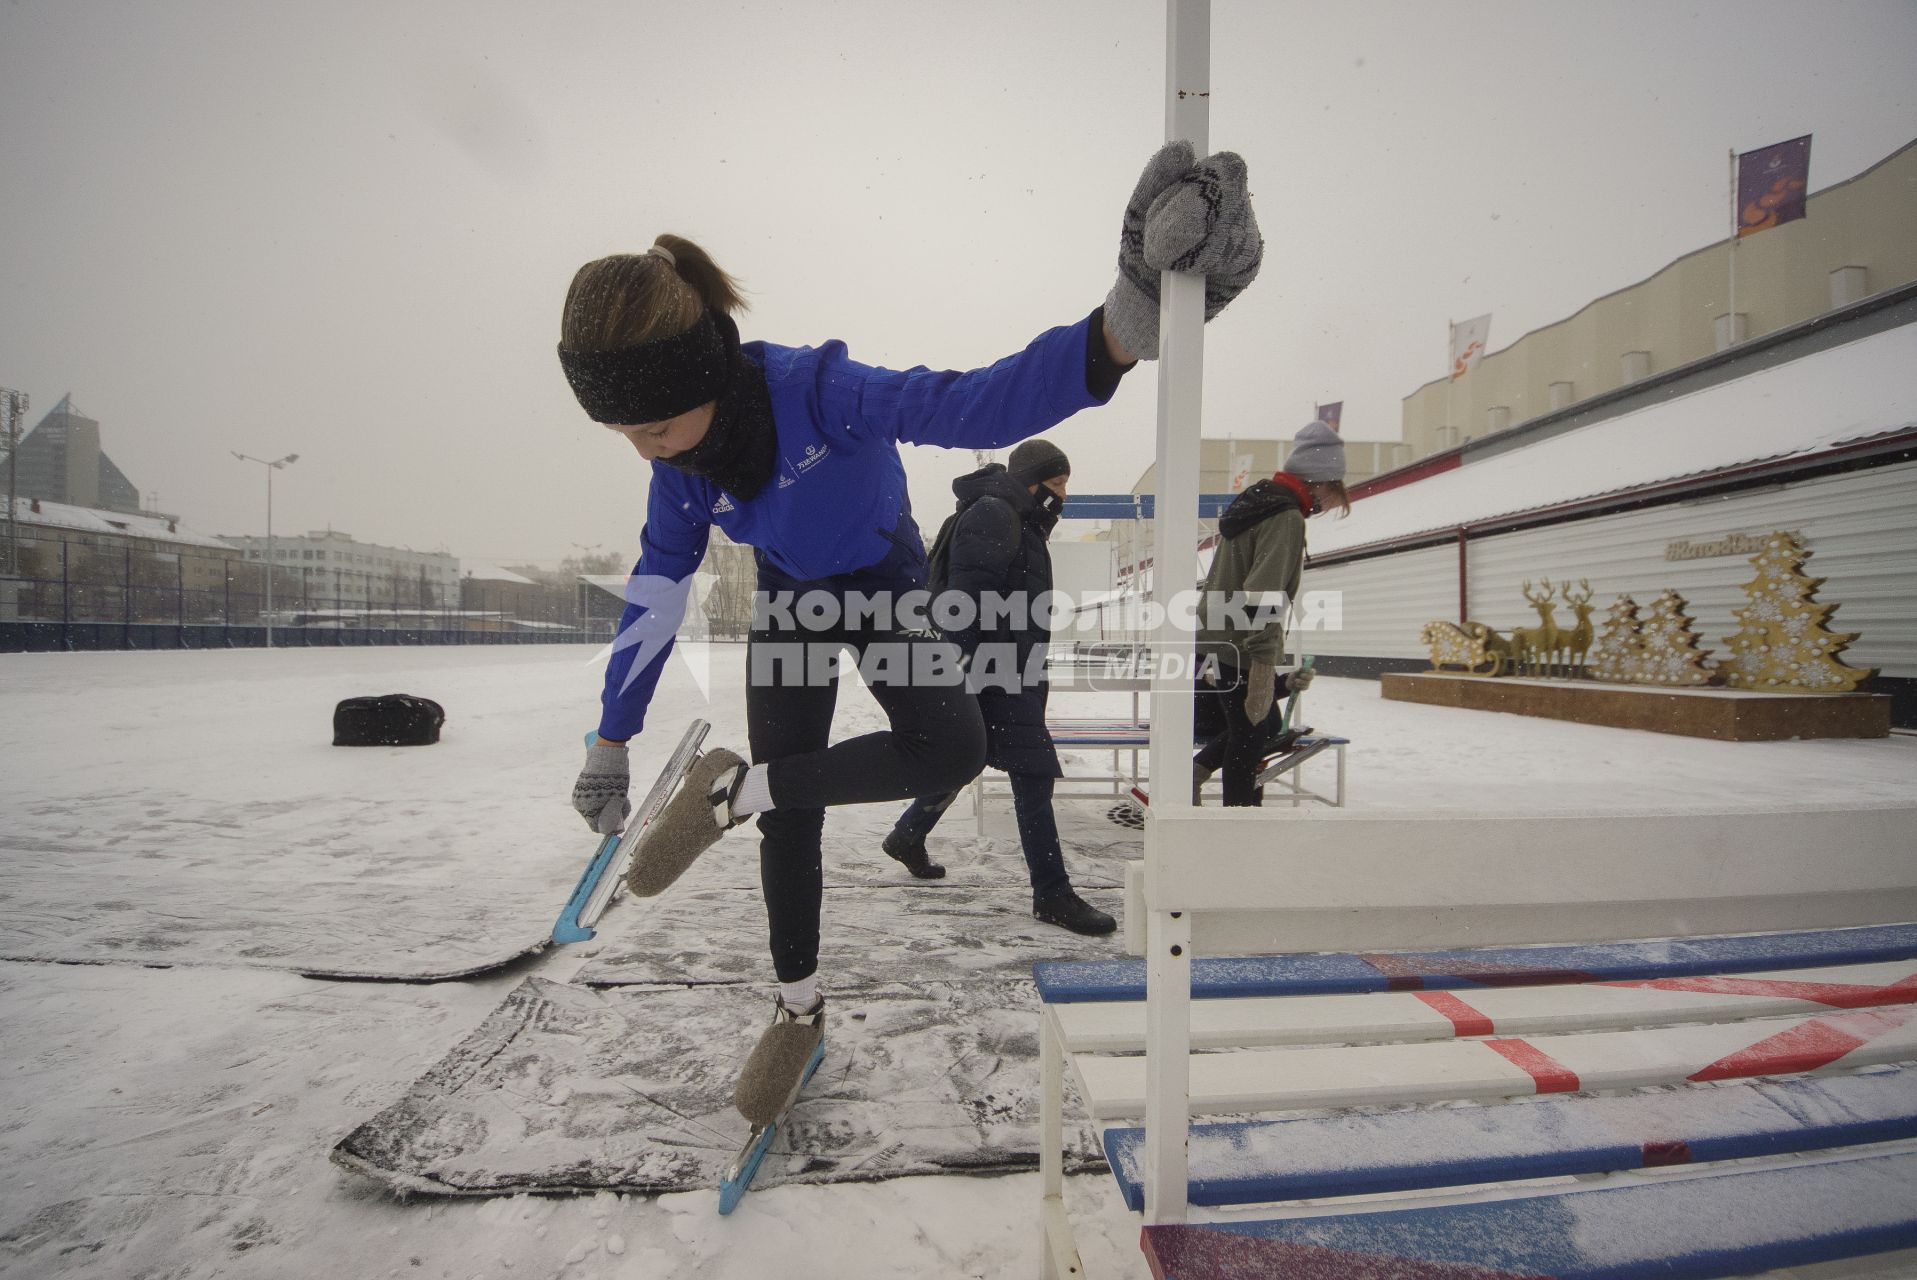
[
  {"xmin": 1142, "ymin": 0, "xmax": 1207, "ymax": 1229},
  {"xmin": 1147, "ymin": 1, "xmax": 1206, "ymax": 813}
]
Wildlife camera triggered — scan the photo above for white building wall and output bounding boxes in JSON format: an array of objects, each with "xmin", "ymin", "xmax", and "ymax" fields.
[
  {"xmin": 1463, "ymin": 461, "xmax": 1917, "ymax": 679},
  {"xmin": 1300, "ymin": 541, "xmax": 1457, "ymax": 662},
  {"xmin": 224, "ymin": 531, "xmax": 461, "ymax": 610},
  {"xmin": 1303, "ymin": 458, "xmax": 1917, "ymax": 678}
]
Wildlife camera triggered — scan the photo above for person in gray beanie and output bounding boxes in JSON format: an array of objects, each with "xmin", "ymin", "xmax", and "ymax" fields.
[
  {"xmin": 1191, "ymin": 421, "xmax": 1350, "ymax": 805},
  {"xmin": 1282, "ymin": 419, "xmax": 1345, "ymax": 483}
]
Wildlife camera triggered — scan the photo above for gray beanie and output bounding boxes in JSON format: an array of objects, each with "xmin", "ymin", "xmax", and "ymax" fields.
[
  {"xmin": 1284, "ymin": 420, "xmax": 1345, "ymax": 483},
  {"xmin": 1008, "ymin": 438, "xmax": 1071, "ymax": 487}
]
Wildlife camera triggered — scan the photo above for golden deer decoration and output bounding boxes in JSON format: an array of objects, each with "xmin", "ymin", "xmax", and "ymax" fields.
[
  {"xmin": 1558, "ymin": 579, "xmax": 1595, "ymax": 679},
  {"xmin": 1511, "ymin": 579, "xmax": 1561, "ymax": 677}
]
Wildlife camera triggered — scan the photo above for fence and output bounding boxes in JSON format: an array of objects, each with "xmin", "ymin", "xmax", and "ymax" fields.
[{"xmin": 0, "ymin": 535, "xmax": 619, "ymax": 651}]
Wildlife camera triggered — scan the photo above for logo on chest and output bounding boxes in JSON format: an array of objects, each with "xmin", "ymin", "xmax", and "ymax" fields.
[{"xmin": 795, "ymin": 443, "xmax": 832, "ymax": 474}]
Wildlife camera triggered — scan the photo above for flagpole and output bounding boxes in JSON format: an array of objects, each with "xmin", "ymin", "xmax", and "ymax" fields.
[
  {"xmin": 1444, "ymin": 319, "xmax": 1455, "ymax": 450},
  {"xmin": 1727, "ymin": 147, "xmax": 1739, "ymax": 348}
]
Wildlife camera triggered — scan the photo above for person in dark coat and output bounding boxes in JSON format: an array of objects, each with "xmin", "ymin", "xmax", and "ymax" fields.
[
  {"xmin": 1192, "ymin": 420, "xmax": 1347, "ymax": 805},
  {"xmin": 882, "ymin": 439, "xmax": 1116, "ymax": 936}
]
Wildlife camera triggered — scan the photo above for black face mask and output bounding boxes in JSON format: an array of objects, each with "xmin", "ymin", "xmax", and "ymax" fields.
[
  {"xmin": 655, "ymin": 346, "xmax": 779, "ymax": 500},
  {"xmin": 1039, "ymin": 488, "xmax": 1065, "ymax": 517}
]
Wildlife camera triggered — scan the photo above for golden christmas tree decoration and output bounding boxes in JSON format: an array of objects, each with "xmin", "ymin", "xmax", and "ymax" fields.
[
  {"xmin": 1635, "ymin": 589, "xmax": 1717, "ymax": 686},
  {"xmin": 1587, "ymin": 595, "xmax": 1647, "ymax": 684},
  {"xmin": 1721, "ymin": 531, "xmax": 1875, "ymax": 693}
]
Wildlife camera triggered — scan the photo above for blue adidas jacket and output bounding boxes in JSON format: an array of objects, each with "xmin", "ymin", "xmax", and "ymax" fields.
[{"xmin": 597, "ymin": 311, "xmax": 1112, "ymax": 741}]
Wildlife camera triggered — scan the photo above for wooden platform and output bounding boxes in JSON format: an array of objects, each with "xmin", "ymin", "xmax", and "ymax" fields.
[{"xmin": 1382, "ymin": 671, "xmax": 1891, "ymax": 740}]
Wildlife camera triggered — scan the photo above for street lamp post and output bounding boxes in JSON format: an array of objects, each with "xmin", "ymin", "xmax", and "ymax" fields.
[
  {"xmin": 2, "ymin": 389, "xmax": 26, "ymax": 578},
  {"xmin": 231, "ymin": 452, "xmax": 298, "ymax": 647}
]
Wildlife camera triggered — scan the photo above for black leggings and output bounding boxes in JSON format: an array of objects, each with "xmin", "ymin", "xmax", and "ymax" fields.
[
  {"xmin": 1194, "ymin": 663, "xmax": 1277, "ymax": 806},
  {"xmin": 749, "ymin": 621, "xmax": 987, "ymax": 982}
]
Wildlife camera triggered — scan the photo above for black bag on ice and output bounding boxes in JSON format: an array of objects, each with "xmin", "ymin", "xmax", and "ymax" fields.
[{"xmin": 332, "ymin": 694, "xmax": 445, "ymax": 746}]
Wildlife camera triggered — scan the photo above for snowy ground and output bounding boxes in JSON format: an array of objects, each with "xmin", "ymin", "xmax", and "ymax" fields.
[{"xmin": 1, "ymin": 644, "xmax": 1912, "ymax": 1279}]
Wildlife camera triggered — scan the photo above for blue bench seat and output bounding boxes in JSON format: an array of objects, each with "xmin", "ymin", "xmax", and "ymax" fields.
[{"xmin": 1035, "ymin": 921, "xmax": 1917, "ymax": 1004}]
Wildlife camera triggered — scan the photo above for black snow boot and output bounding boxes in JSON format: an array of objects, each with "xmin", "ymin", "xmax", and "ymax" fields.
[
  {"xmin": 1032, "ymin": 885, "xmax": 1116, "ymax": 936},
  {"xmin": 882, "ymin": 829, "xmax": 947, "ymax": 880}
]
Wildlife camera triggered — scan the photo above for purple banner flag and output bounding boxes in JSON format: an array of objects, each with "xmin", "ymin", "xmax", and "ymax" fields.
[
  {"xmin": 1736, "ymin": 135, "xmax": 1811, "ymax": 239},
  {"xmin": 1314, "ymin": 402, "xmax": 1343, "ymax": 434}
]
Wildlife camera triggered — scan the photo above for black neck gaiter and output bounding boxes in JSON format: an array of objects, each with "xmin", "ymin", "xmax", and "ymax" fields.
[{"xmin": 655, "ymin": 318, "xmax": 779, "ymax": 500}]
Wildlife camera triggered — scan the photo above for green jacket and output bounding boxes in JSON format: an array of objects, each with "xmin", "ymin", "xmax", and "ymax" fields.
[{"xmin": 1195, "ymin": 480, "xmax": 1306, "ymax": 669}]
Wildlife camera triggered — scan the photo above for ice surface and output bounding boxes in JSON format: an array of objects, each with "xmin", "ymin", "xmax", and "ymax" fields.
[
  {"xmin": 2, "ymin": 644, "xmax": 1911, "ymax": 1278},
  {"xmin": 333, "ymin": 976, "xmax": 1105, "ymax": 1196}
]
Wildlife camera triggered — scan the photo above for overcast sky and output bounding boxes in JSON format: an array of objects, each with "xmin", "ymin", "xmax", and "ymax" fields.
[{"xmin": 3, "ymin": 1, "xmax": 1913, "ymax": 567}]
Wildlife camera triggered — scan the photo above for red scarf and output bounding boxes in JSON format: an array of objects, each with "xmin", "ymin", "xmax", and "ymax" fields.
[{"xmin": 1270, "ymin": 471, "xmax": 1314, "ymax": 513}]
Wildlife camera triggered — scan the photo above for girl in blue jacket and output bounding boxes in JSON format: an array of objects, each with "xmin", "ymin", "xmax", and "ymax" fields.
[{"xmin": 558, "ymin": 143, "xmax": 1260, "ymax": 1122}]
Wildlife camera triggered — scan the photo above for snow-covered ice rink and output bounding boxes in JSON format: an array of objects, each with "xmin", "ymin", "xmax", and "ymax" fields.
[{"xmin": 2, "ymin": 644, "xmax": 1912, "ymax": 1278}]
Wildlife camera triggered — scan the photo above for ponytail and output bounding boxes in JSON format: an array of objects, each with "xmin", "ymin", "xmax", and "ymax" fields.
[
  {"xmin": 560, "ymin": 235, "xmax": 747, "ymax": 353},
  {"xmin": 652, "ymin": 235, "xmax": 747, "ymax": 318}
]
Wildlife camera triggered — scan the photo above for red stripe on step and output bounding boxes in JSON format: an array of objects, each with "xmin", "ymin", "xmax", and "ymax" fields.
[
  {"xmin": 1689, "ymin": 1006, "xmax": 1917, "ymax": 1082},
  {"xmin": 1604, "ymin": 970, "xmax": 1917, "ymax": 1010},
  {"xmin": 1142, "ymin": 1225, "xmax": 1552, "ymax": 1280},
  {"xmin": 1484, "ymin": 1038, "xmax": 1581, "ymax": 1093},
  {"xmin": 1415, "ymin": 990, "xmax": 1496, "ymax": 1037},
  {"xmin": 1642, "ymin": 1139, "xmax": 1694, "ymax": 1167}
]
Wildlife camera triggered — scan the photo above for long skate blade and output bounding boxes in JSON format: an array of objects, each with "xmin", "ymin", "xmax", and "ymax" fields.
[
  {"xmin": 551, "ymin": 719, "xmax": 710, "ymax": 944},
  {"xmin": 580, "ymin": 719, "xmax": 710, "ymax": 927},
  {"xmin": 551, "ymin": 832, "xmax": 623, "ymax": 944},
  {"xmin": 717, "ymin": 1124, "xmax": 776, "ymax": 1215},
  {"xmin": 1254, "ymin": 736, "xmax": 1332, "ymax": 787},
  {"xmin": 715, "ymin": 1038, "xmax": 826, "ymax": 1215}
]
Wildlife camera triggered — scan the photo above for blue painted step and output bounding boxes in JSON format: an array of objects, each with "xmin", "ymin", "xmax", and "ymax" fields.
[
  {"xmin": 1103, "ymin": 1064, "xmax": 1917, "ymax": 1211},
  {"xmin": 1034, "ymin": 921, "xmax": 1917, "ymax": 1004},
  {"xmin": 1142, "ymin": 1145, "xmax": 1917, "ymax": 1280}
]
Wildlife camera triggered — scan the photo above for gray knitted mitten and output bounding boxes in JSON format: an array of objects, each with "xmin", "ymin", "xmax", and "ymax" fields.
[
  {"xmin": 1103, "ymin": 142, "xmax": 1264, "ymax": 361},
  {"xmin": 572, "ymin": 741, "xmax": 631, "ymax": 835},
  {"xmin": 1104, "ymin": 141, "xmax": 1195, "ymax": 362},
  {"xmin": 1245, "ymin": 661, "xmax": 1277, "ymax": 727},
  {"xmin": 1145, "ymin": 149, "xmax": 1263, "ymax": 324}
]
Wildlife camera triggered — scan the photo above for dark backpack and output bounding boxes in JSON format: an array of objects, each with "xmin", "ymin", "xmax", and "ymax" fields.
[
  {"xmin": 332, "ymin": 694, "xmax": 445, "ymax": 747},
  {"xmin": 924, "ymin": 511, "xmax": 961, "ymax": 598},
  {"xmin": 926, "ymin": 502, "xmax": 1034, "ymax": 602}
]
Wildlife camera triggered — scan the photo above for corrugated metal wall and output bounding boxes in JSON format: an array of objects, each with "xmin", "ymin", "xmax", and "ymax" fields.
[
  {"xmin": 1302, "ymin": 459, "xmax": 1917, "ymax": 678},
  {"xmin": 1298, "ymin": 541, "xmax": 1456, "ymax": 661}
]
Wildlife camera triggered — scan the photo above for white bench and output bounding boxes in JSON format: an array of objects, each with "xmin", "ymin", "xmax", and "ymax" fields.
[
  {"xmin": 972, "ymin": 721, "xmax": 1347, "ymax": 835},
  {"xmin": 1035, "ymin": 803, "xmax": 1917, "ymax": 1279}
]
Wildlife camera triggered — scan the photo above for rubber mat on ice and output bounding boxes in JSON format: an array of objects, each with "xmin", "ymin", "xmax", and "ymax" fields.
[{"xmin": 332, "ymin": 975, "xmax": 1103, "ymax": 1195}]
